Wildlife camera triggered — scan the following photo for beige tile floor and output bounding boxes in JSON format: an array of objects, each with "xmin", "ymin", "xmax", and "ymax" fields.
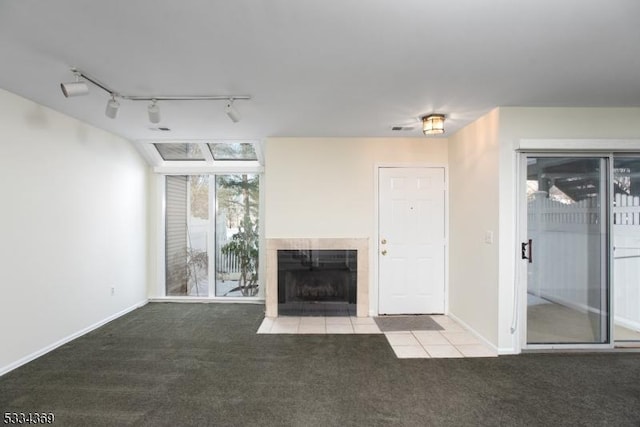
[{"xmin": 257, "ymin": 314, "xmax": 498, "ymax": 359}]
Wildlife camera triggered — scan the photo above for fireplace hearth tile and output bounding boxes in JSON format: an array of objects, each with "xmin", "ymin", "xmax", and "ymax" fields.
[
  {"xmin": 353, "ymin": 324, "xmax": 382, "ymax": 334},
  {"xmin": 298, "ymin": 324, "xmax": 327, "ymax": 334},
  {"xmin": 269, "ymin": 325, "xmax": 298, "ymax": 334},
  {"xmin": 299, "ymin": 317, "xmax": 326, "ymax": 326},
  {"xmin": 274, "ymin": 316, "xmax": 301, "ymax": 324},
  {"xmin": 326, "ymin": 324, "xmax": 355, "ymax": 334},
  {"xmin": 270, "ymin": 318, "xmax": 301, "ymax": 334},
  {"xmin": 325, "ymin": 317, "xmax": 352, "ymax": 325},
  {"xmin": 256, "ymin": 318, "xmax": 275, "ymax": 334}
]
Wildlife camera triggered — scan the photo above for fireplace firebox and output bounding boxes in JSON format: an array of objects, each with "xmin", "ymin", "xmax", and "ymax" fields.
[{"xmin": 278, "ymin": 250, "xmax": 357, "ymax": 316}]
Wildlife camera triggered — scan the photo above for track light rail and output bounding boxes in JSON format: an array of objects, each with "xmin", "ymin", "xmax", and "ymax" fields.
[{"xmin": 72, "ymin": 68, "xmax": 251, "ymax": 102}]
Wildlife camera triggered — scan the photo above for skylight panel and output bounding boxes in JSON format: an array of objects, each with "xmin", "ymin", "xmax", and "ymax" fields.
[
  {"xmin": 208, "ymin": 142, "xmax": 257, "ymax": 161},
  {"xmin": 154, "ymin": 143, "xmax": 205, "ymax": 161}
]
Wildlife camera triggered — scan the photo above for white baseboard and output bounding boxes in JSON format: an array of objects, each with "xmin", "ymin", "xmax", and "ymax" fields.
[
  {"xmin": 497, "ymin": 347, "xmax": 519, "ymax": 355},
  {"xmin": 149, "ymin": 297, "xmax": 265, "ymax": 304},
  {"xmin": 0, "ymin": 299, "xmax": 148, "ymax": 377},
  {"xmin": 446, "ymin": 312, "xmax": 503, "ymax": 354}
]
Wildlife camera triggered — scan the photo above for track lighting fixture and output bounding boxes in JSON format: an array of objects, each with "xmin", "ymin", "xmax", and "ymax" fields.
[
  {"xmin": 148, "ymin": 99, "xmax": 160, "ymax": 124},
  {"xmin": 105, "ymin": 95, "xmax": 120, "ymax": 119},
  {"xmin": 60, "ymin": 71, "xmax": 89, "ymax": 97},
  {"xmin": 225, "ymin": 99, "xmax": 241, "ymax": 123},
  {"xmin": 60, "ymin": 68, "xmax": 251, "ymax": 125}
]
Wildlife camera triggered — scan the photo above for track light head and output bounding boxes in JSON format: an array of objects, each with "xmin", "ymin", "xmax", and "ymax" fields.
[
  {"xmin": 60, "ymin": 81, "xmax": 89, "ymax": 97},
  {"xmin": 61, "ymin": 70, "xmax": 89, "ymax": 97},
  {"xmin": 148, "ymin": 99, "xmax": 160, "ymax": 123},
  {"xmin": 60, "ymin": 71, "xmax": 89, "ymax": 97},
  {"xmin": 105, "ymin": 96, "xmax": 120, "ymax": 119},
  {"xmin": 225, "ymin": 99, "xmax": 241, "ymax": 123}
]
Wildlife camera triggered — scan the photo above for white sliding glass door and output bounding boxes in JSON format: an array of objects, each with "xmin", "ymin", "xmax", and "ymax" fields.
[
  {"xmin": 523, "ymin": 156, "xmax": 609, "ymax": 346},
  {"xmin": 613, "ymin": 157, "xmax": 640, "ymax": 344}
]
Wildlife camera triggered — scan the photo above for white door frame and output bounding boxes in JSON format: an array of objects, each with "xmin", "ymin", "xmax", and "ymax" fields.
[
  {"xmin": 513, "ymin": 140, "xmax": 640, "ymax": 354},
  {"xmin": 154, "ymin": 171, "xmax": 265, "ymax": 302},
  {"xmin": 372, "ymin": 163, "xmax": 449, "ymax": 316}
]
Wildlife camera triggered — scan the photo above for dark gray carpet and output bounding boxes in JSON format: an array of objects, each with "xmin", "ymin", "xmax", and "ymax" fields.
[
  {"xmin": 374, "ymin": 315, "xmax": 444, "ymax": 332},
  {"xmin": 2, "ymin": 303, "xmax": 640, "ymax": 426}
]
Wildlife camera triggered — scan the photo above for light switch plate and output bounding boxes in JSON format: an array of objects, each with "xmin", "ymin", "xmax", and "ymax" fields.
[{"xmin": 484, "ymin": 230, "xmax": 494, "ymax": 244}]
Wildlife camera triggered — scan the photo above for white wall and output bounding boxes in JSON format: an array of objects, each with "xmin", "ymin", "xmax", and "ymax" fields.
[
  {"xmin": 265, "ymin": 137, "xmax": 448, "ymax": 238},
  {"xmin": 448, "ymin": 109, "xmax": 501, "ymax": 347},
  {"xmin": 498, "ymin": 107, "xmax": 640, "ymax": 352},
  {"xmin": 499, "ymin": 107, "xmax": 640, "ymax": 141},
  {"xmin": 0, "ymin": 88, "xmax": 149, "ymax": 374},
  {"xmin": 264, "ymin": 137, "xmax": 448, "ymax": 314}
]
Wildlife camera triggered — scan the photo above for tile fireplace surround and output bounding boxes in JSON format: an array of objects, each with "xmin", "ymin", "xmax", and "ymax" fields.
[{"xmin": 266, "ymin": 238, "xmax": 369, "ymax": 317}]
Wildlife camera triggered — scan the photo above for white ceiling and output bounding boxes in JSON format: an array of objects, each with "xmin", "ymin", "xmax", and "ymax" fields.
[{"xmin": 1, "ymin": 0, "xmax": 639, "ymax": 141}]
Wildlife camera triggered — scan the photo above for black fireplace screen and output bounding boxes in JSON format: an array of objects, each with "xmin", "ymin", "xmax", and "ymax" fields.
[{"xmin": 278, "ymin": 250, "xmax": 357, "ymax": 316}]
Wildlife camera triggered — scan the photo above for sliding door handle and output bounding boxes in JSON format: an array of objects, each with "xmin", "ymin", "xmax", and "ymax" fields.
[{"xmin": 521, "ymin": 239, "xmax": 532, "ymax": 263}]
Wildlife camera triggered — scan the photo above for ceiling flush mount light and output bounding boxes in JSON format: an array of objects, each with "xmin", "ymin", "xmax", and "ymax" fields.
[
  {"xmin": 60, "ymin": 70, "xmax": 89, "ymax": 97},
  {"xmin": 225, "ymin": 99, "xmax": 241, "ymax": 123},
  {"xmin": 422, "ymin": 114, "xmax": 445, "ymax": 135},
  {"xmin": 148, "ymin": 99, "xmax": 160, "ymax": 124},
  {"xmin": 105, "ymin": 95, "xmax": 120, "ymax": 119}
]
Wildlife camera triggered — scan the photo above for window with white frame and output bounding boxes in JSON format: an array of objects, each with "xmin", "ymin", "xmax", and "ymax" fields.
[{"xmin": 144, "ymin": 140, "xmax": 263, "ymax": 299}]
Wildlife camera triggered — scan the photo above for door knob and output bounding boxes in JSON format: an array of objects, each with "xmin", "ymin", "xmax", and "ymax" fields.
[
  {"xmin": 381, "ymin": 250, "xmax": 387, "ymax": 256},
  {"xmin": 381, "ymin": 238, "xmax": 387, "ymax": 244}
]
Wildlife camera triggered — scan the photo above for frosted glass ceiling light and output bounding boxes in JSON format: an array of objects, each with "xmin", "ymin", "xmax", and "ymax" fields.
[
  {"xmin": 422, "ymin": 114, "xmax": 445, "ymax": 135},
  {"xmin": 60, "ymin": 71, "xmax": 89, "ymax": 97},
  {"xmin": 105, "ymin": 95, "xmax": 120, "ymax": 119},
  {"xmin": 225, "ymin": 99, "xmax": 241, "ymax": 123},
  {"xmin": 148, "ymin": 99, "xmax": 160, "ymax": 123}
]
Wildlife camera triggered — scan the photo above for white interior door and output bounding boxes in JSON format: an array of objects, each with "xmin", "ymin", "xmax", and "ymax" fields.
[{"xmin": 378, "ymin": 167, "xmax": 446, "ymax": 314}]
